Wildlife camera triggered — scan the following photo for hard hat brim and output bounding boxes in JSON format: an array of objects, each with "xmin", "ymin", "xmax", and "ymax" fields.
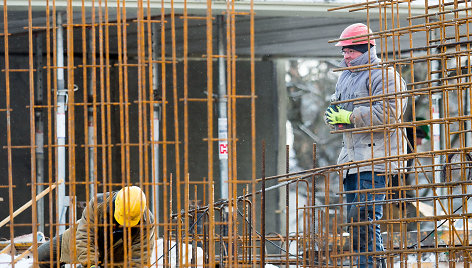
[{"xmin": 335, "ymin": 39, "xmax": 375, "ymax": 47}]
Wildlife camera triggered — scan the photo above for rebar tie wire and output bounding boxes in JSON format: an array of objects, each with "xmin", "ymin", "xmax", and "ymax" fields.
[
  {"xmin": 235, "ymin": 208, "xmax": 302, "ymax": 260},
  {"xmin": 154, "ymin": 207, "xmax": 209, "ymax": 265},
  {"xmin": 157, "ymin": 159, "xmax": 471, "ymax": 261},
  {"xmin": 159, "ymin": 202, "xmax": 302, "ymax": 267}
]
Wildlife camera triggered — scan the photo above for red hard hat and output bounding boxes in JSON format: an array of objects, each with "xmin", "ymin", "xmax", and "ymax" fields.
[{"xmin": 335, "ymin": 23, "xmax": 376, "ymax": 47}]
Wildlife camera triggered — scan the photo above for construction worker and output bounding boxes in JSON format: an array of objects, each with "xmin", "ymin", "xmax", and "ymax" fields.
[
  {"xmin": 325, "ymin": 23, "xmax": 407, "ymax": 268},
  {"xmin": 37, "ymin": 186, "xmax": 155, "ymax": 267}
]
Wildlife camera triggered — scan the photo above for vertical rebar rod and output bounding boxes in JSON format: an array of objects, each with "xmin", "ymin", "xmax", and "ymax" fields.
[
  {"xmin": 170, "ymin": 0, "xmax": 181, "ymax": 204},
  {"xmin": 116, "ymin": 0, "xmax": 125, "ymax": 192},
  {"xmin": 311, "ymin": 143, "xmax": 316, "ymax": 267},
  {"xmin": 159, "ymin": 0, "xmax": 169, "ymax": 262},
  {"xmin": 184, "ymin": 173, "xmax": 190, "ymax": 267},
  {"xmin": 182, "ymin": 0, "xmax": 189, "ymax": 187},
  {"xmin": 80, "ymin": 2, "xmax": 89, "ymax": 226},
  {"xmin": 27, "ymin": 0, "xmax": 39, "ymax": 263},
  {"xmin": 249, "ymin": 0, "xmax": 257, "ymax": 264},
  {"xmin": 97, "ymin": 0, "xmax": 106, "ymax": 199},
  {"xmin": 104, "ymin": 0, "xmax": 114, "ymax": 263},
  {"xmin": 89, "ymin": 0, "xmax": 98, "ymax": 201},
  {"xmin": 3, "ymin": 3, "xmax": 14, "ymax": 265},
  {"xmin": 260, "ymin": 141, "xmax": 266, "ymax": 267},
  {"xmin": 136, "ymin": 1, "xmax": 151, "ymax": 265},
  {"xmin": 181, "ymin": 0, "xmax": 191, "ymax": 257},
  {"xmin": 122, "ymin": 0, "xmax": 131, "ymax": 191},
  {"xmin": 285, "ymin": 145, "xmax": 290, "ymax": 268},
  {"xmin": 87, "ymin": 0, "xmax": 98, "ymax": 262},
  {"xmin": 83, "ymin": 4, "xmax": 92, "ymax": 204},
  {"xmin": 206, "ymin": 0, "xmax": 216, "ymax": 265},
  {"xmin": 46, "ymin": 1, "xmax": 55, "ymax": 264},
  {"xmin": 66, "ymin": 0, "xmax": 77, "ymax": 258},
  {"xmin": 104, "ymin": 0, "xmax": 112, "ymax": 194},
  {"xmin": 177, "ymin": 171, "xmax": 183, "ymax": 267}
]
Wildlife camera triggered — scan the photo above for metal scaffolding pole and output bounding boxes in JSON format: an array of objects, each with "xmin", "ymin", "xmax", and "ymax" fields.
[
  {"xmin": 151, "ymin": 22, "xmax": 160, "ymax": 224},
  {"xmin": 87, "ymin": 30, "xmax": 96, "ymax": 198},
  {"xmin": 56, "ymin": 12, "xmax": 67, "ymax": 235},
  {"xmin": 35, "ymin": 33, "xmax": 45, "ymax": 234},
  {"xmin": 217, "ymin": 15, "xmax": 229, "ymax": 201}
]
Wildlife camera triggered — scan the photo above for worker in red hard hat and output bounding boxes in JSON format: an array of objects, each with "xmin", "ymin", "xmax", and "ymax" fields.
[
  {"xmin": 37, "ymin": 186, "xmax": 155, "ymax": 268},
  {"xmin": 335, "ymin": 23, "xmax": 376, "ymax": 67},
  {"xmin": 325, "ymin": 23, "xmax": 407, "ymax": 268}
]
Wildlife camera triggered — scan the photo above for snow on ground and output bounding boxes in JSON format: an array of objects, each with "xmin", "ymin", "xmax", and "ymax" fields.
[
  {"xmin": 0, "ymin": 239, "xmax": 280, "ymax": 267},
  {"xmin": 150, "ymin": 239, "xmax": 203, "ymax": 267},
  {"xmin": 0, "ymin": 253, "xmax": 34, "ymax": 268},
  {"xmin": 0, "ymin": 238, "xmax": 204, "ymax": 268}
]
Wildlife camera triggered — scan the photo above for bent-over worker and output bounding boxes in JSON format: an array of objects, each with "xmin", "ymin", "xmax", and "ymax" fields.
[{"xmin": 38, "ymin": 186, "xmax": 155, "ymax": 267}]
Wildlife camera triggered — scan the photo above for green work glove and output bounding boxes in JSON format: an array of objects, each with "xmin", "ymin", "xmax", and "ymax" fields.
[{"xmin": 325, "ymin": 105, "xmax": 352, "ymax": 125}]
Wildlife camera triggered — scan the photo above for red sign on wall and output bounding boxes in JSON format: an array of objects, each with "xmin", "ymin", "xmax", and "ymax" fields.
[{"xmin": 220, "ymin": 143, "xmax": 228, "ymax": 155}]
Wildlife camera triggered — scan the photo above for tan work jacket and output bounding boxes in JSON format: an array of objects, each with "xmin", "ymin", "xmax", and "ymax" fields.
[{"xmin": 60, "ymin": 192, "xmax": 155, "ymax": 267}]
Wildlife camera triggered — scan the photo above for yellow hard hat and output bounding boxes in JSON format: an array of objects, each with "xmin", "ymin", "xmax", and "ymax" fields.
[{"xmin": 114, "ymin": 186, "xmax": 147, "ymax": 227}]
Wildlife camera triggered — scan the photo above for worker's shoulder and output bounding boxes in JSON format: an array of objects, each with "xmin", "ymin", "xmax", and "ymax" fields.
[{"xmin": 87, "ymin": 191, "xmax": 115, "ymax": 207}]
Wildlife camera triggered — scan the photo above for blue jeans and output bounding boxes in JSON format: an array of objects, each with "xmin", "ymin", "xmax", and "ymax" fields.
[{"xmin": 344, "ymin": 172, "xmax": 385, "ymax": 268}]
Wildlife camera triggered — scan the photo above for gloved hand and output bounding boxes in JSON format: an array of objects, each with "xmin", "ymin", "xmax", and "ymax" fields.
[{"xmin": 325, "ymin": 105, "xmax": 352, "ymax": 125}]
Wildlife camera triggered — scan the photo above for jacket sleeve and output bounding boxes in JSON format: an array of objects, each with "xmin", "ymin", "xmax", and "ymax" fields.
[
  {"xmin": 129, "ymin": 211, "xmax": 155, "ymax": 267},
  {"xmin": 351, "ymin": 67, "xmax": 406, "ymax": 128},
  {"xmin": 76, "ymin": 198, "xmax": 100, "ymax": 265}
]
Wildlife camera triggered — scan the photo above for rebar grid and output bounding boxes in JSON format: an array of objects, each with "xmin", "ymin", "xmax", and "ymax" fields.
[
  {"xmin": 1, "ymin": 0, "xmax": 472, "ymax": 267},
  {"xmin": 318, "ymin": 0, "xmax": 472, "ymax": 267},
  {"xmin": 0, "ymin": 0, "xmax": 256, "ymax": 266}
]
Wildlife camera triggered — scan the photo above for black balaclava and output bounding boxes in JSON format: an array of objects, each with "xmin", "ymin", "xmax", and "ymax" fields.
[{"xmin": 342, "ymin": 44, "xmax": 371, "ymax": 54}]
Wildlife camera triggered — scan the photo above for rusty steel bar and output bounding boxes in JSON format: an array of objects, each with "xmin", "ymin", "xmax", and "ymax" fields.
[
  {"xmin": 260, "ymin": 141, "xmax": 265, "ymax": 267},
  {"xmin": 158, "ymin": 0, "xmax": 169, "ymax": 262},
  {"xmin": 249, "ymin": 0, "xmax": 258, "ymax": 264},
  {"xmin": 311, "ymin": 143, "xmax": 316, "ymax": 267},
  {"xmin": 183, "ymin": 0, "xmax": 189, "ymax": 205},
  {"xmin": 66, "ymin": 0, "xmax": 78, "ymax": 259},
  {"xmin": 170, "ymin": 0, "xmax": 181, "ymax": 208},
  {"xmin": 225, "ymin": 0, "xmax": 234, "ymax": 265},
  {"xmin": 27, "ymin": 0, "xmax": 39, "ymax": 263},
  {"xmin": 285, "ymin": 145, "xmax": 289, "ymax": 268},
  {"xmin": 205, "ymin": 0, "xmax": 216, "ymax": 266}
]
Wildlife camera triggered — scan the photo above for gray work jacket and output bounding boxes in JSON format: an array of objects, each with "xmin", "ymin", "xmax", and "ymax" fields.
[{"xmin": 334, "ymin": 47, "xmax": 407, "ymax": 178}]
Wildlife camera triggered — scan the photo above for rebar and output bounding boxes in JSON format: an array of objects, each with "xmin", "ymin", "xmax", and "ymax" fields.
[{"xmin": 1, "ymin": 0, "xmax": 472, "ymax": 267}]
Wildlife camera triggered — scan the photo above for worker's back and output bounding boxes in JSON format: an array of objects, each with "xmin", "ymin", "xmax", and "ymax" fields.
[{"xmin": 60, "ymin": 191, "xmax": 155, "ymax": 267}]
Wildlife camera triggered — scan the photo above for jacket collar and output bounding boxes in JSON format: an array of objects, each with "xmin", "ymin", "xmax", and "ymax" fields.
[{"xmin": 340, "ymin": 46, "xmax": 379, "ymax": 71}]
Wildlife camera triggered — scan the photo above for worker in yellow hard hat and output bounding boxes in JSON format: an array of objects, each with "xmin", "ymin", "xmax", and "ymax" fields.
[{"xmin": 38, "ymin": 186, "xmax": 155, "ymax": 268}]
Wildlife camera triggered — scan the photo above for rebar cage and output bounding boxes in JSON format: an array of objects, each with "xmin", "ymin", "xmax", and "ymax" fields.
[{"xmin": 1, "ymin": 0, "xmax": 472, "ymax": 267}]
